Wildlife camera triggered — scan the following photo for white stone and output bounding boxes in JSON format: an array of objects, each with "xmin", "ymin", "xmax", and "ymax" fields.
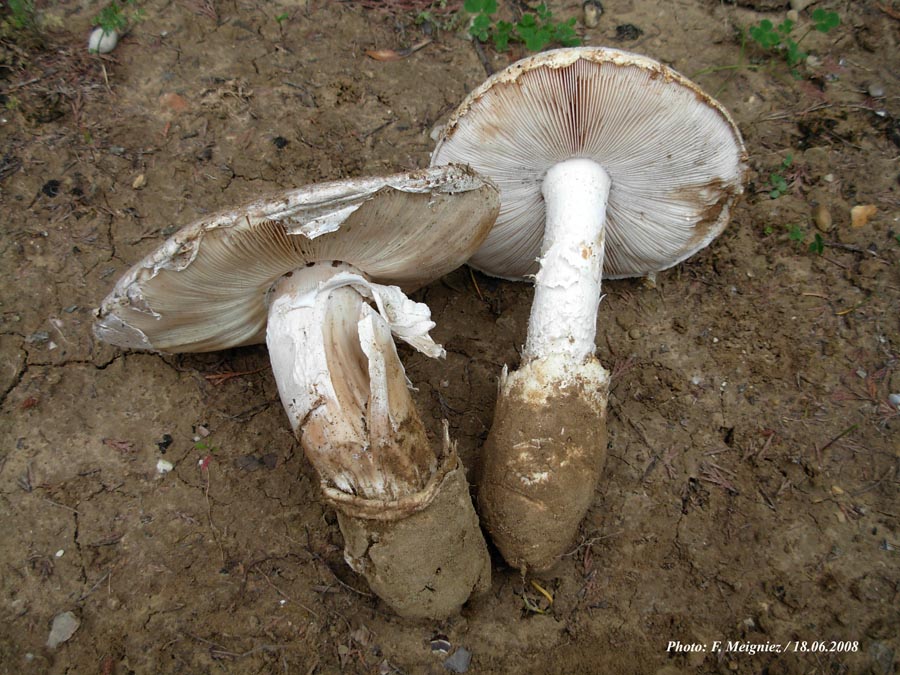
[
  {"xmin": 88, "ymin": 27, "xmax": 119, "ymax": 54},
  {"xmin": 47, "ymin": 611, "xmax": 80, "ymax": 649}
]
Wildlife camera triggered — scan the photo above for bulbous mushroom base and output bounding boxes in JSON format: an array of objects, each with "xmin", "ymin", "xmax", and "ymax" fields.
[
  {"xmin": 331, "ymin": 446, "xmax": 491, "ymax": 620},
  {"xmin": 479, "ymin": 355, "xmax": 609, "ymax": 573}
]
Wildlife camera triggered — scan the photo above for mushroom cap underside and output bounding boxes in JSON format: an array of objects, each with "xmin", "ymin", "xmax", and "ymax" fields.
[
  {"xmin": 94, "ymin": 165, "xmax": 500, "ymax": 352},
  {"xmin": 431, "ymin": 47, "xmax": 748, "ymax": 281}
]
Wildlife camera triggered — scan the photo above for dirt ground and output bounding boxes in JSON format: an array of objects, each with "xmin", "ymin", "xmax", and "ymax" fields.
[{"xmin": 1, "ymin": 0, "xmax": 898, "ymax": 673}]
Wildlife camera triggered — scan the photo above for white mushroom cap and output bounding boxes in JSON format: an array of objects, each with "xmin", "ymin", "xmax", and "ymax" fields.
[
  {"xmin": 94, "ymin": 165, "xmax": 499, "ymax": 352},
  {"xmin": 431, "ymin": 47, "xmax": 747, "ymax": 281}
]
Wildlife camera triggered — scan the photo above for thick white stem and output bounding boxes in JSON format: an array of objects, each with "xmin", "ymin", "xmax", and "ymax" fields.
[
  {"xmin": 523, "ymin": 158, "xmax": 611, "ymax": 365},
  {"xmin": 265, "ymin": 262, "xmax": 440, "ymax": 500}
]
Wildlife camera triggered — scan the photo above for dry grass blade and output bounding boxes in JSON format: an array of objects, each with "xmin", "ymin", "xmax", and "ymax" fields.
[{"xmin": 365, "ymin": 39, "xmax": 432, "ymax": 61}]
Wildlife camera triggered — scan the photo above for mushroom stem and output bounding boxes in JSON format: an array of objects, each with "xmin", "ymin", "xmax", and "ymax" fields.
[
  {"xmin": 479, "ymin": 159, "xmax": 613, "ymax": 573},
  {"xmin": 265, "ymin": 261, "xmax": 439, "ymax": 501},
  {"xmin": 524, "ymin": 158, "xmax": 611, "ymax": 364}
]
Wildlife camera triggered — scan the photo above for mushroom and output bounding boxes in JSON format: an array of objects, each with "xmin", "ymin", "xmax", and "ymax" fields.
[
  {"xmin": 95, "ymin": 164, "xmax": 499, "ymax": 618},
  {"xmin": 431, "ymin": 48, "xmax": 747, "ymax": 572}
]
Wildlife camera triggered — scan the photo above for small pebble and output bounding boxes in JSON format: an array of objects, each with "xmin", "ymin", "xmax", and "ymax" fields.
[
  {"xmin": 88, "ymin": 27, "xmax": 119, "ymax": 54},
  {"xmin": 430, "ymin": 635, "xmax": 452, "ymax": 654},
  {"xmin": 786, "ymin": 9, "xmax": 799, "ymax": 22},
  {"xmin": 851, "ymin": 204, "xmax": 877, "ymax": 228},
  {"xmin": 806, "ymin": 54, "xmax": 822, "ymax": 68},
  {"xmin": 132, "ymin": 174, "xmax": 146, "ymax": 190},
  {"xmin": 789, "ymin": 0, "xmax": 814, "ymax": 11},
  {"xmin": 868, "ymin": 83, "xmax": 885, "ymax": 98},
  {"xmin": 156, "ymin": 434, "xmax": 173, "ymax": 453},
  {"xmin": 444, "ymin": 647, "xmax": 472, "ymax": 673},
  {"xmin": 41, "ymin": 180, "xmax": 61, "ymax": 198},
  {"xmin": 55, "ymin": 549, "xmax": 64, "ymax": 558},
  {"xmin": 615, "ymin": 23, "xmax": 643, "ymax": 41},
  {"xmin": 888, "ymin": 393, "xmax": 900, "ymax": 409},
  {"xmin": 47, "ymin": 611, "xmax": 80, "ymax": 649},
  {"xmin": 156, "ymin": 459, "xmax": 174, "ymax": 474},
  {"xmin": 582, "ymin": 0, "xmax": 603, "ymax": 28},
  {"xmin": 26, "ymin": 331, "xmax": 50, "ymax": 345},
  {"xmin": 813, "ymin": 203, "xmax": 833, "ymax": 232}
]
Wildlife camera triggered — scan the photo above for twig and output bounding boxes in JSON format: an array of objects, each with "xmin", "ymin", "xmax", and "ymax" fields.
[
  {"xmin": 202, "ymin": 465, "xmax": 226, "ymax": 564},
  {"xmin": 252, "ymin": 563, "xmax": 320, "ymax": 618},
  {"xmin": 1, "ymin": 76, "xmax": 43, "ymax": 94},
  {"xmin": 42, "ymin": 498, "xmax": 80, "ymax": 514},
  {"xmin": 469, "ymin": 267, "xmax": 484, "ymax": 301},
  {"xmin": 78, "ymin": 570, "xmax": 111, "ymax": 601},
  {"xmin": 204, "ymin": 367, "xmax": 266, "ymax": 385},
  {"xmin": 472, "ymin": 39, "xmax": 494, "ymax": 76},
  {"xmin": 815, "ymin": 423, "xmax": 858, "ymax": 458}
]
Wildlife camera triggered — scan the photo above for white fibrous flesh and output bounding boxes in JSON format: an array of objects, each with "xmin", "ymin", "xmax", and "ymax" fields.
[{"xmin": 266, "ymin": 263, "xmax": 440, "ymax": 500}]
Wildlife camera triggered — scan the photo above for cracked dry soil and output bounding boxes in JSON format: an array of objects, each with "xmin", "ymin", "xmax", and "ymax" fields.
[{"xmin": 1, "ymin": 1, "xmax": 898, "ymax": 673}]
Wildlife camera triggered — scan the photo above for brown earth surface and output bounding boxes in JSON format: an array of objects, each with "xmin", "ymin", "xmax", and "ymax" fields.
[{"xmin": 1, "ymin": 0, "xmax": 898, "ymax": 673}]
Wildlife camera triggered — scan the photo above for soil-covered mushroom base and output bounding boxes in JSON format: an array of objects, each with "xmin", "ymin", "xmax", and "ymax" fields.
[
  {"xmin": 0, "ymin": 0, "xmax": 898, "ymax": 673},
  {"xmin": 336, "ymin": 452, "xmax": 491, "ymax": 620},
  {"xmin": 478, "ymin": 356, "xmax": 609, "ymax": 573}
]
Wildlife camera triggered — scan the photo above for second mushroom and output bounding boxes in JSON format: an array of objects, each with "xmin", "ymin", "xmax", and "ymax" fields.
[{"xmin": 432, "ymin": 47, "xmax": 747, "ymax": 572}]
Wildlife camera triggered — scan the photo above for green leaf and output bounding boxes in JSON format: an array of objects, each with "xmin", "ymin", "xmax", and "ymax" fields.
[
  {"xmin": 788, "ymin": 225, "xmax": 804, "ymax": 242},
  {"xmin": 493, "ymin": 21, "xmax": 513, "ymax": 51},
  {"xmin": 470, "ymin": 13, "xmax": 491, "ymax": 41},
  {"xmin": 785, "ymin": 40, "xmax": 806, "ymax": 66},
  {"xmin": 812, "ymin": 9, "xmax": 839, "ymax": 32},
  {"xmin": 464, "ymin": 0, "xmax": 483, "ymax": 13},
  {"xmin": 808, "ymin": 233, "xmax": 824, "ymax": 254},
  {"xmin": 777, "ymin": 19, "xmax": 794, "ymax": 35}
]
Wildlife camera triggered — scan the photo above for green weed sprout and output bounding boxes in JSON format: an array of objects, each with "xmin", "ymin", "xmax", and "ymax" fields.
[
  {"xmin": 786, "ymin": 226, "xmax": 824, "ymax": 255},
  {"xmin": 749, "ymin": 9, "xmax": 840, "ymax": 71},
  {"xmin": 2, "ymin": 0, "xmax": 44, "ymax": 44},
  {"xmin": 5, "ymin": 0, "xmax": 38, "ymax": 31},
  {"xmin": 93, "ymin": 0, "xmax": 143, "ymax": 36},
  {"xmin": 768, "ymin": 153, "xmax": 793, "ymax": 199},
  {"xmin": 808, "ymin": 233, "xmax": 824, "ymax": 255},
  {"xmin": 465, "ymin": 0, "xmax": 580, "ymax": 52}
]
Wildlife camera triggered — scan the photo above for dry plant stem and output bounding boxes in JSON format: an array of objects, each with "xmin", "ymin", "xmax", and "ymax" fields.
[{"xmin": 480, "ymin": 159, "xmax": 612, "ymax": 573}]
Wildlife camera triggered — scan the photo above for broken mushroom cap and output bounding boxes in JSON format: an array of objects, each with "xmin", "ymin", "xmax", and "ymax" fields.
[
  {"xmin": 94, "ymin": 164, "xmax": 498, "ymax": 619},
  {"xmin": 431, "ymin": 47, "xmax": 747, "ymax": 281},
  {"xmin": 94, "ymin": 164, "xmax": 499, "ymax": 352}
]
